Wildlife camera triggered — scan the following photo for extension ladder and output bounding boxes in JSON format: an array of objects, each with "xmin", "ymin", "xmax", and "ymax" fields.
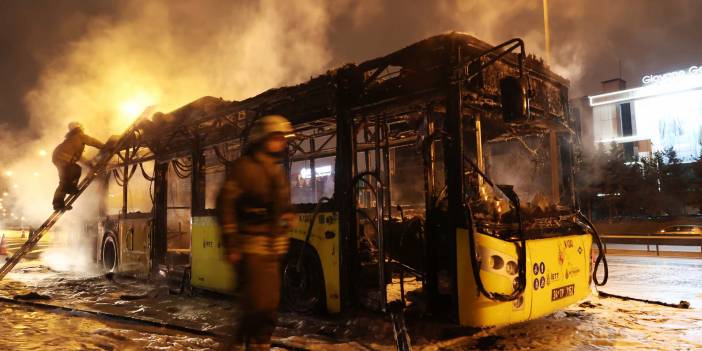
[{"xmin": 0, "ymin": 107, "xmax": 154, "ymax": 280}]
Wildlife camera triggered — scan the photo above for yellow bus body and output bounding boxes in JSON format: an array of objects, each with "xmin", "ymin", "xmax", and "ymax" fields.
[
  {"xmin": 190, "ymin": 212, "xmax": 341, "ymax": 313},
  {"xmin": 190, "ymin": 214, "xmax": 591, "ymax": 326},
  {"xmin": 456, "ymin": 229, "xmax": 592, "ymax": 327}
]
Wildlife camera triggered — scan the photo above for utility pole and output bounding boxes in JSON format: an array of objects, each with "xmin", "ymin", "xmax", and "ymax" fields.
[{"xmin": 542, "ymin": 0, "xmax": 552, "ymax": 67}]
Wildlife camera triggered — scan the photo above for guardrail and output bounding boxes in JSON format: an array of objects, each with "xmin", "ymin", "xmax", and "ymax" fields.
[{"xmin": 600, "ymin": 234, "xmax": 702, "ymax": 256}]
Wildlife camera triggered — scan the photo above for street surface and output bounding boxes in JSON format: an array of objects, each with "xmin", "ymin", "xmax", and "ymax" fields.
[{"xmin": 0, "ymin": 253, "xmax": 699, "ymax": 350}]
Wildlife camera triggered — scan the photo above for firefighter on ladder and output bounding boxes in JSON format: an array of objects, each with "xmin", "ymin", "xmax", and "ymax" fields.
[
  {"xmin": 51, "ymin": 122, "xmax": 104, "ymax": 211},
  {"xmin": 217, "ymin": 115, "xmax": 296, "ymax": 351}
]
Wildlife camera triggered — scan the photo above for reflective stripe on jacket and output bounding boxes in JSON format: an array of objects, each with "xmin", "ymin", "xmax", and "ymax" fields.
[{"xmin": 217, "ymin": 152, "xmax": 291, "ymax": 256}]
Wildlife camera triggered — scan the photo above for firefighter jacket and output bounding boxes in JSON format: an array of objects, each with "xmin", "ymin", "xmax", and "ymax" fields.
[
  {"xmin": 217, "ymin": 152, "xmax": 291, "ymax": 256},
  {"xmin": 52, "ymin": 129, "xmax": 104, "ymax": 165}
]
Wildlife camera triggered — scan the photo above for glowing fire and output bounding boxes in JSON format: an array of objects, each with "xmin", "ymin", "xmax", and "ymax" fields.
[{"xmin": 117, "ymin": 91, "xmax": 158, "ymax": 126}]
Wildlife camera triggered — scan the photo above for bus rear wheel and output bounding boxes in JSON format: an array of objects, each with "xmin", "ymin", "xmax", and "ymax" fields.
[
  {"xmin": 282, "ymin": 243, "xmax": 326, "ymax": 314},
  {"xmin": 101, "ymin": 233, "xmax": 118, "ymax": 273}
]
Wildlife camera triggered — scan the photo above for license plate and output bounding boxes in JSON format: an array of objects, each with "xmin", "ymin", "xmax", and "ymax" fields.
[{"xmin": 551, "ymin": 284, "xmax": 575, "ymax": 301}]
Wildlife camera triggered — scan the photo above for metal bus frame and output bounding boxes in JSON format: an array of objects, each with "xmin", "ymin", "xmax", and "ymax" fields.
[{"xmin": 96, "ymin": 32, "xmax": 594, "ymax": 327}]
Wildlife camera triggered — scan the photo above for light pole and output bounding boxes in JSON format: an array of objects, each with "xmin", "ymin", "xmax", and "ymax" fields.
[{"xmin": 542, "ymin": 0, "xmax": 552, "ymax": 67}]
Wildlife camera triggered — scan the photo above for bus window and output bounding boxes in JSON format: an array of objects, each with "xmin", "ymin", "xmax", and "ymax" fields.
[
  {"xmin": 105, "ymin": 174, "xmax": 122, "ymax": 215},
  {"xmin": 290, "ymin": 157, "xmax": 336, "ymax": 204},
  {"xmin": 390, "ymin": 145, "xmax": 425, "ymax": 215},
  {"xmin": 486, "ymin": 135, "xmax": 555, "ymax": 206},
  {"xmin": 314, "ymin": 156, "xmax": 335, "ymax": 201},
  {"xmin": 290, "ymin": 160, "xmax": 313, "ymax": 204},
  {"xmin": 204, "ymin": 148, "xmax": 228, "ymax": 210},
  {"xmin": 167, "ymin": 158, "xmax": 192, "ymax": 250},
  {"xmin": 127, "ymin": 161, "xmax": 154, "ymax": 213}
]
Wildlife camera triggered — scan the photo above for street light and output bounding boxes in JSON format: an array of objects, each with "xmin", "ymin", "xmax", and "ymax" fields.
[
  {"xmin": 38, "ymin": 149, "xmax": 47, "ymax": 157},
  {"xmin": 542, "ymin": 0, "xmax": 551, "ymax": 67}
]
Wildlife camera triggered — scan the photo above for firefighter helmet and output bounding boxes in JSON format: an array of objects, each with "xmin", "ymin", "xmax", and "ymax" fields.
[
  {"xmin": 67, "ymin": 121, "xmax": 83, "ymax": 132},
  {"xmin": 248, "ymin": 115, "xmax": 293, "ymax": 144}
]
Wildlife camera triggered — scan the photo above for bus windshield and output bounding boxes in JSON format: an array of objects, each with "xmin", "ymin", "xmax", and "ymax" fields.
[{"xmin": 466, "ymin": 129, "xmax": 578, "ymax": 236}]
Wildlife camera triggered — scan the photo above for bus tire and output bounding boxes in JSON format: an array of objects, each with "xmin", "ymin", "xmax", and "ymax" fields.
[
  {"xmin": 282, "ymin": 242, "xmax": 326, "ymax": 314},
  {"xmin": 101, "ymin": 233, "xmax": 119, "ymax": 273}
]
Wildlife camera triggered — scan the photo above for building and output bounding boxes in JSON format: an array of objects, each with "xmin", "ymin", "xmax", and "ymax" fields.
[{"xmin": 577, "ymin": 65, "xmax": 702, "ymax": 162}]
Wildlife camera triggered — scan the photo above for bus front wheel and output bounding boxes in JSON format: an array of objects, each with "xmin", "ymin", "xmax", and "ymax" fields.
[{"xmin": 282, "ymin": 242, "xmax": 326, "ymax": 314}]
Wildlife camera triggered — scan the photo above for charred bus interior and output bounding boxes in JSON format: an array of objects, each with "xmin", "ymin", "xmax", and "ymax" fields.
[{"xmin": 97, "ymin": 33, "xmax": 599, "ymax": 327}]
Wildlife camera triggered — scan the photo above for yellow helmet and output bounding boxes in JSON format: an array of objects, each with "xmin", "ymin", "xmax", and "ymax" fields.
[
  {"xmin": 67, "ymin": 121, "xmax": 83, "ymax": 132},
  {"xmin": 248, "ymin": 115, "xmax": 293, "ymax": 144}
]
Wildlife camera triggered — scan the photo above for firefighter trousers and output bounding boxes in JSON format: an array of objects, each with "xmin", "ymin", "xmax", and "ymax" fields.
[
  {"xmin": 52, "ymin": 161, "xmax": 81, "ymax": 209},
  {"xmin": 230, "ymin": 253, "xmax": 282, "ymax": 351}
]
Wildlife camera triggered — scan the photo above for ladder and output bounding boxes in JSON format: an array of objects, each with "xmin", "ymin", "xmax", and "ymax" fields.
[{"xmin": 0, "ymin": 107, "xmax": 155, "ymax": 280}]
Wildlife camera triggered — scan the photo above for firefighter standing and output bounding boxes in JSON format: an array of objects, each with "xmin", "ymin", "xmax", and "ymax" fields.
[
  {"xmin": 52, "ymin": 122, "xmax": 104, "ymax": 210},
  {"xmin": 217, "ymin": 115, "xmax": 295, "ymax": 351}
]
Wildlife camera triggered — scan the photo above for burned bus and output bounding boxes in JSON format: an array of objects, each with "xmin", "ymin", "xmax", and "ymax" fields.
[{"xmin": 97, "ymin": 32, "xmax": 603, "ymax": 327}]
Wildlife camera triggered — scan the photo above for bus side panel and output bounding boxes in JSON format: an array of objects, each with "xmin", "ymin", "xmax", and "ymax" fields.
[
  {"xmin": 288, "ymin": 212, "xmax": 341, "ymax": 313},
  {"xmin": 456, "ymin": 229, "xmax": 533, "ymax": 327},
  {"xmin": 118, "ymin": 216, "xmax": 151, "ymax": 273},
  {"xmin": 191, "ymin": 216, "xmax": 237, "ymax": 293},
  {"xmin": 190, "ymin": 213, "xmax": 341, "ymax": 313},
  {"xmin": 528, "ymin": 234, "xmax": 592, "ymax": 319}
]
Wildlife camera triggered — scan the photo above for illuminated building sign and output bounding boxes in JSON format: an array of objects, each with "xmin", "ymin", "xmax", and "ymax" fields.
[
  {"xmin": 641, "ymin": 65, "xmax": 702, "ymax": 85},
  {"xmin": 590, "ymin": 65, "xmax": 702, "ymax": 107},
  {"xmin": 588, "ymin": 73, "xmax": 702, "ymax": 163}
]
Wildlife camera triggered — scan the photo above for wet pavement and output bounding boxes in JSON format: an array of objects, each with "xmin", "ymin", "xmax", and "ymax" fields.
[
  {"xmin": 0, "ymin": 253, "xmax": 700, "ymax": 350},
  {"xmin": 0, "ymin": 303, "xmax": 217, "ymax": 350}
]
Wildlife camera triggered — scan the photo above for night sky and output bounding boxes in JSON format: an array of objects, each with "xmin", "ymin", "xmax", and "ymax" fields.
[{"xmin": 1, "ymin": 0, "xmax": 701, "ymax": 133}]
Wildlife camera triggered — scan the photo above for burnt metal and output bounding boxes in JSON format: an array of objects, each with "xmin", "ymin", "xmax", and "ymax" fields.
[
  {"xmin": 191, "ymin": 140, "xmax": 206, "ymax": 217},
  {"xmin": 442, "ymin": 42, "xmax": 464, "ymax": 319},
  {"xmin": 95, "ymin": 33, "xmax": 577, "ymax": 312},
  {"xmin": 151, "ymin": 162, "xmax": 169, "ymax": 273},
  {"xmin": 334, "ymin": 66, "xmax": 359, "ymax": 311}
]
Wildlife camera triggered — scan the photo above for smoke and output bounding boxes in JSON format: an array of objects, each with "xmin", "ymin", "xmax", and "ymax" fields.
[
  {"xmin": 326, "ymin": 0, "xmax": 702, "ymax": 96},
  {"xmin": 3, "ymin": 0, "xmax": 347, "ymax": 272},
  {"xmin": 3, "ymin": 0, "xmax": 702, "ymax": 270}
]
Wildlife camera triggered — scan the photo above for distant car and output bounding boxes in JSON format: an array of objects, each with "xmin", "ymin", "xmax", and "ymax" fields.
[{"xmin": 658, "ymin": 225, "xmax": 702, "ymax": 235}]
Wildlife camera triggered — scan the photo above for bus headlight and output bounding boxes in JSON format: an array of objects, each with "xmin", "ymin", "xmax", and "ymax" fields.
[
  {"xmin": 505, "ymin": 260, "xmax": 518, "ymax": 275},
  {"xmin": 490, "ymin": 255, "xmax": 504, "ymax": 270}
]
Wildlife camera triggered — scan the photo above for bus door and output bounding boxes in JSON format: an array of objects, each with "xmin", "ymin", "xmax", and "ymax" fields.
[
  {"xmin": 286, "ymin": 131, "xmax": 341, "ymax": 313},
  {"xmin": 190, "ymin": 146, "xmax": 236, "ymax": 293},
  {"xmin": 166, "ymin": 157, "xmax": 192, "ymax": 268},
  {"xmin": 351, "ymin": 114, "xmax": 431, "ymax": 311},
  {"xmin": 119, "ymin": 159, "xmax": 154, "ymax": 273}
]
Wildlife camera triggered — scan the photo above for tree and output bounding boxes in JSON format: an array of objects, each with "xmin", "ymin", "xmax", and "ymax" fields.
[
  {"xmin": 575, "ymin": 146, "xmax": 605, "ymax": 218},
  {"xmin": 639, "ymin": 154, "xmax": 664, "ymax": 216},
  {"xmin": 623, "ymin": 156, "xmax": 648, "ymax": 216},
  {"xmin": 661, "ymin": 147, "xmax": 686, "ymax": 214},
  {"xmin": 691, "ymin": 151, "xmax": 702, "ymax": 213},
  {"xmin": 601, "ymin": 143, "xmax": 629, "ymax": 218}
]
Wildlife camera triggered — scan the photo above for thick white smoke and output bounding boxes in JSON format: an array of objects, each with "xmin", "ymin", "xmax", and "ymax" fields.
[
  {"xmin": 5, "ymin": 0, "xmax": 344, "ymax": 272},
  {"xmin": 6, "ymin": 0, "xmax": 694, "ymax": 272}
]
